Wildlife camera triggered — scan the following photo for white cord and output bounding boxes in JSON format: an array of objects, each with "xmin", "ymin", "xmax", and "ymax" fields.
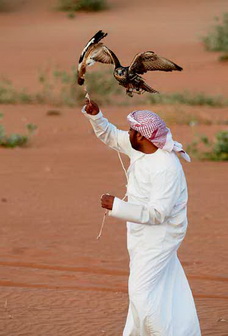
[
  {"xmin": 84, "ymin": 85, "xmax": 91, "ymax": 102},
  {"xmin": 96, "ymin": 150, "xmax": 128, "ymax": 239},
  {"xmin": 117, "ymin": 151, "xmax": 128, "ymax": 201},
  {"xmin": 96, "ymin": 209, "xmax": 108, "ymax": 240},
  {"xmin": 117, "ymin": 151, "xmax": 128, "ymax": 182}
]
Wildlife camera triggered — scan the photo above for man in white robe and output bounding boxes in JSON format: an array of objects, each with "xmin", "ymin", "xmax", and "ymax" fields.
[{"xmin": 82, "ymin": 100, "xmax": 201, "ymax": 336}]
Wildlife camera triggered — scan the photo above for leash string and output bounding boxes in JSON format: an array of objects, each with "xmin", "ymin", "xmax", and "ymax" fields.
[
  {"xmin": 84, "ymin": 85, "xmax": 91, "ymax": 102},
  {"xmin": 83, "ymin": 89, "xmax": 128, "ymax": 239},
  {"xmin": 96, "ymin": 151, "xmax": 128, "ymax": 239}
]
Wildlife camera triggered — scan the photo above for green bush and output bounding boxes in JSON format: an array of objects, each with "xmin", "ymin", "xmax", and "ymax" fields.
[
  {"xmin": 219, "ymin": 53, "xmax": 228, "ymax": 62},
  {"xmin": 212, "ymin": 130, "xmax": 228, "ymax": 160},
  {"xmin": 0, "ymin": 122, "xmax": 37, "ymax": 148},
  {"xmin": 187, "ymin": 130, "xmax": 228, "ymax": 161},
  {"xmin": 202, "ymin": 13, "xmax": 228, "ymax": 52},
  {"xmin": 58, "ymin": 0, "xmax": 108, "ymax": 12},
  {"xmin": 36, "ymin": 67, "xmax": 122, "ymax": 106},
  {"xmin": 0, "ymin": 0, "xmax": 8, "ymax": 11},
  {"xmin": 0, "ymin": 124, "xmax": 28, "ymax": 148},
  {"xmin": 36, "ymin": 68, "xmax": 228, "ymax": 107},
  {"xmin": 0, "ymin": 78, "xmax": 33, "ymax": 104},
  {"xmin": 1, "ymin": 68, "xmax": 228, "ymax": 108},
  {"xmin": 147, "ymin": 91, "xmax": 228, "ymax": 107},
  {"xmin": 0, "ymin": 133, "xmax": 28, "ymax": 148}
]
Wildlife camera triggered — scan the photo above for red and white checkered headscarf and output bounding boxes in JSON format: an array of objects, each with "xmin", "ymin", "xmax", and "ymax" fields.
[{"xmin": 127, "ymin": 110, "xmax": 190, "ymax": 162}]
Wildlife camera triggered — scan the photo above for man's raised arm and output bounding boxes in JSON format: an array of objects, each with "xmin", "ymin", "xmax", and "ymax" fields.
[{"xmin": 82, "ymin": 100, "xmax": 131, "ymax": 156}]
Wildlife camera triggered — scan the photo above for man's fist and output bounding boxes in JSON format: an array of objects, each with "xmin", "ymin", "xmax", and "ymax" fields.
[
  {"xmin": 85, "ymin": 99, "xmax": 99, "ymax": 115},
  {"xmin": 101, "ymin": 194, "xmax": 115, "ymax": 210}
]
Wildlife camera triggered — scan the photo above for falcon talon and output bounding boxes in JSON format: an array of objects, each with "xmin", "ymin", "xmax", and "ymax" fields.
[{"xmin": 77, "ymin": 30, "xmax": 183, "ymax": 97}]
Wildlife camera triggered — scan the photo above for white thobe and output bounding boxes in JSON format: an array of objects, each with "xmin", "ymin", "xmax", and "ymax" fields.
[{"xmin": 82, "ymin": 108, "xmax": 201, "ymax": 336}]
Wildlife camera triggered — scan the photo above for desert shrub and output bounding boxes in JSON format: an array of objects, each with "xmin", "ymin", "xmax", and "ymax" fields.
[
  {"xmin": 0, "ymin": 68, "xmax": 121, "ymax": 106},
  {"xmin": 212, "ymin": 130, "xmax": 228, "ymax": 160},
  {"xmin": 147, "ymin": 91, "xmax": 228, "ymax": 107},
  {"xmin": 58, "ymin": 0, "xmax": 108, "ymax": 12},
  {"xmin": 0, "ymin": 78, "xmax": 33, "ymax": 104},
  {"xmin": 37, "ymin": 68, "xmax": 228, "ymax": 107},
  {"xmin": 46, "ymin": 110, "xmax": 62, "ymax": 116},
  {"xmin": 157, "ymin": 108, "xmax": 213, "ymax": 126},
  {"xmin": 67, "ymin": 11, "xmax": 75, "ymax": 18},
  {"xmin": 187, "ymin": 130, "xmax": 228, "ymax": 161},
  {"xmin": 0, "ymin": 0, "xmax": 7, "ymax": 11},
  {"xmin": 36, "ymin": 67, "xmax": 81, "ymax": 106},
  {"xmin": 202, "ymin": 13, "xmax": 228, "ymax": 52},
  {"xmin": 0, "ymin": 122, "xmax": 37, "ymax": 148},
  {"xmin": 36, "ymin": 66, "xmax": 122, "ymax": 106},
  {"xmin": 26, "ymin": 123, "xmax": 38, "ymax": 133},
  {"xmin": 0, "ymin": 133, "xmax": 28, "ymax": 148},
  {"xmin": 1, "ymin": 68, "xmax": 228, "ymax": 108},
  {"xmin": 219, "ymin": 53, "xmax": 228, "ymax": 62}
]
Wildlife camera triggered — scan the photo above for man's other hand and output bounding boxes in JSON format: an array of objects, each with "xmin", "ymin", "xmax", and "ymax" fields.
[
  {"xmin": 101, "ymin": 194, "xmax": 115, "ymax": 210},
  {"xmin": 85, "ymin": 99, "xmax": 99, "ymax": 115}
]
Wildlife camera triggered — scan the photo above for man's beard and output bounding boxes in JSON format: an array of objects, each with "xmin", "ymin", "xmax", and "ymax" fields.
[{"xmin": 130, "ymin": 134, "xmax": 142, "ymax": 151}]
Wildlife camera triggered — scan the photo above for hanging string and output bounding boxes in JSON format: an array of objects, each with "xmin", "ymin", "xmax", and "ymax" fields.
[
  {"xmin": 96, "ymin": 150, "xmax": 128, "ymax": 239},
  {"xmin": 117, "ymin": 150, "xmax": 128, "ymax": 182},
  {"xmin": 85, "ymin": 87, "xmax": 128, "ymax": 239},
  {"xmin": 83, "ymin": 86, "xmax": 105, "ymax": 239},
  {"xmin": 96, "ymin": 209, "xmax": 108, "ymax": 240},
  {"xmin": 84, "ymin": 85, "xmax": 91, "ymax": 102}
]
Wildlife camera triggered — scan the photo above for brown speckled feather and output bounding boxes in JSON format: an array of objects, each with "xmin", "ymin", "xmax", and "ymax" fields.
[
  {"xmin": 129, "ymin": 51, "xmax": 183, "ymax": 75},
  {"xmin": 87, "ymin": 44, "xmax": 115, "ymax": 64},
  {"xmin": 78, "ymin": 44, "xmax": 120, "ymax": 84}
]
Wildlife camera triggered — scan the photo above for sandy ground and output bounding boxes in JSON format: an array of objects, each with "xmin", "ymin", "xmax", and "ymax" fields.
[{"xmin": 0, "ymin": 1, "xmax": 228, "ymax": 335}]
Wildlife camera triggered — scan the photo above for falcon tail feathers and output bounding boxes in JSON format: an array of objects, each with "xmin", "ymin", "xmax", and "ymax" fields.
[{"xmin": 141, "ymin": 82, "xmax": 159, "ymax": 94}]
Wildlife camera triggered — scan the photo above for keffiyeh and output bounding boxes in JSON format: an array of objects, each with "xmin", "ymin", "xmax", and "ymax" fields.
[{"xmin": 127, "ymin": 110, "xmax": 191, "ymax": 162}]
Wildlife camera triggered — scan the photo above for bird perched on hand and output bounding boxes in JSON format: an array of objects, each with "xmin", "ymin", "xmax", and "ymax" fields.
[{"xmin": 77, "ymin": 30, "xmax": 183, "ymax": 97}]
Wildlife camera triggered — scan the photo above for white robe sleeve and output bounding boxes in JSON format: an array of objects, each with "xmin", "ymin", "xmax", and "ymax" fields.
[
  {"xmin": 109, "ymin": 169, "xmax": 183, "ymax": 225},
  {"xmin": 81, "ymin": 106, "xmax": 132, "ymax": 156}
]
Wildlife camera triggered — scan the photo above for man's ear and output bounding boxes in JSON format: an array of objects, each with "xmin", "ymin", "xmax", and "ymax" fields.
[{"xmin": 136, "ymin": 132, "xmax": 144, "ymax": 141}]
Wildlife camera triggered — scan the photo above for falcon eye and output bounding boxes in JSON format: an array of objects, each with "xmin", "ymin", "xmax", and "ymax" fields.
[{"xmin": 116, "ymin": 68, "xmax": 123, "ymax": 76}]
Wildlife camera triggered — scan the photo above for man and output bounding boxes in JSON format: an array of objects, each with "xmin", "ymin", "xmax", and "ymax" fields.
[{"xmin": 82, "ymin": 99, "xmax": 201, "ymax": 336}]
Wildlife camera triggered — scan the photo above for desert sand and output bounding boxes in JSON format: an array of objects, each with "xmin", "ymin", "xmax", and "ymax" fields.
[{"xmin": 0, "ymin": 1, "xmax": 227, "ymax": 335}]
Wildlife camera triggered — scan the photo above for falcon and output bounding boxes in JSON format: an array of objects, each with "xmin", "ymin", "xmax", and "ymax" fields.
[{"xmin": 77, "ymin": 30, "xmax": 183, "ymax": 97}]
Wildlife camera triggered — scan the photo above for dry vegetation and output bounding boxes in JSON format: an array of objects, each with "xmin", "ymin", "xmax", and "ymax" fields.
[
  {"xmin": 1, "ymin": 69, "xmax": 228, "ymax": 108},
  {"xmin": 57, "ymin": 0, "xmax": 108, "ymax": 12},
  {"xmin": 187, "ymin": 130, "xmax": 228, "ymax": 161},
  {"xmin": 202, "ymin": 12, "xmax": 228, "ymax": 61},
  {"xmin": 0, "ymin": 0, "xmax": 7, "ymax": 11}
]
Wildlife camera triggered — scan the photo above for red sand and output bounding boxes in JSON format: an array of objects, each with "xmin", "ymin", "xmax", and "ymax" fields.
[{"xmin": 0, "ymin": 1, "xmax": 227, "ymax": 335}]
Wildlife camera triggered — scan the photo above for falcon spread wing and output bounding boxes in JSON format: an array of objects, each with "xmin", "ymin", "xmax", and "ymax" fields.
[
  {"xmin": 129, "ymin": 51, "xmax": 183, "ymax": 75},
  {"xmin": 77, "ymin": 30, "xmax": 120, "ymax": 85}
]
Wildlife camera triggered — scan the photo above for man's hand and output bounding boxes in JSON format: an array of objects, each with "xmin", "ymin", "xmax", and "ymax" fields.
[
  {"xmin": 101, "ymin": 194, "xmax": 115, "ymax": 210},
  {"xmin": 85, "ymin": 99, "xmax": 99, "ymax": 115}
]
